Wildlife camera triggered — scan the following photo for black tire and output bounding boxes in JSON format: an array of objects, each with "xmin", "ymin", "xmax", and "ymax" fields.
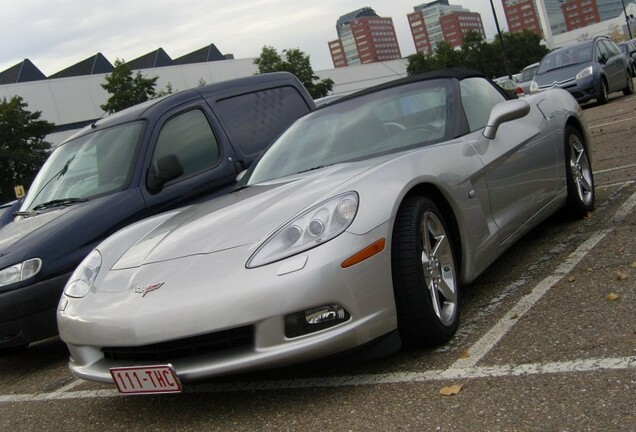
[
  {"xmin": 597, "ymin": 79, "xmax": 609, "ymax": 104},
  {"xmin": 391, "ymin": 196, "xmax": 459, "ymax": 348},
  {"xmin": 564, "ymin": 126, "xmax": 595, "ymax": 218},
  {"xmin": 623, "ymin": 72, "xmax": 634, "ymax": 96}
]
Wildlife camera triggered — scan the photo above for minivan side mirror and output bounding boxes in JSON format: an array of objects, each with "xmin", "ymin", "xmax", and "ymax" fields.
[
  {"xmin": 598, "ymin": 55, "xmax": 607, "ymax": 64},
  {"xmin": 147, "ymin": 154, "xmax": 184, "ymax": 193},
  {"xmin": 483, "ymin": 99, "xmax": 531, "ymax": 140}
]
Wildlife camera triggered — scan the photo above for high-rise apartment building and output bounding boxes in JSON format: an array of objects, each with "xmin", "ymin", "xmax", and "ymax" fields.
[
  {"xmin": 439, "ymin": 11, "xmax": 486, "ymax": 47},
  {"xmin": 560, "ymin": 0, "xmax": 601, "ymax": 31},
  {"xmin": 538, "ymin": 0, "xmax": 625, "ymax": 37},
  {"xmin": 328, "ymin": 7, "xmax": 402, "ymax": 68},
  {"xmin": 408, "ymin": 1, "xmax": 484, "ymax": 54},
  {"xmin": 502, "ymin": 0, "xmax": 543, "ymax": 37}
]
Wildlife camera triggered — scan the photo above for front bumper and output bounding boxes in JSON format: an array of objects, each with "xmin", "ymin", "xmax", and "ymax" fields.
[
  {"xmin": 0, "ymin": 273, "xmax": 70, "ymax": 348},
  {"xmin": 59, "ymin": 222, "xmax": 398, "ymax": 383},
  {"xmin": 535, "ymin": 75, "xmax": 599, "ymax": 104}
]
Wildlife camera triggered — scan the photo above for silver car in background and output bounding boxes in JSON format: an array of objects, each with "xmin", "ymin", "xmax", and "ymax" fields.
[{"xmin": 57, "ymin": 69, "xmax": 595, "ymax": 394}]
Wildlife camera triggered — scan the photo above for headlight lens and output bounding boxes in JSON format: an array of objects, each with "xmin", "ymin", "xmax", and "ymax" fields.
[
  {"xmin": 529, "ymin": 80, "xmax": 539, "ymax": 93},
  {"xmin": 247, "ymin": 192, "xmax": 359, "ymax": 268},
  {"xmin": 576, "ymin": 66, "xmax": 593, "ymax": 80},
  {"xmin": 64, "ymin": 249, "xmax": 102, "ymax": 298},
  {"xmin": 0, "ymin": 258, "xmax": 42, "ymax": 287}
]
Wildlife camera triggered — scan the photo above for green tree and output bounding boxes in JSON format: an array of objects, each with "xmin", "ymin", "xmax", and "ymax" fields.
[
  {"xmin": 408, "ymin": 29, "xmax": 548, "ymax": 77},
  {"xmin": 100, "ymin": 59, "xmax": 159, "ymax": 113},
  {"xmin": 0, "ymin": 96, "xmax": 54, "ymax": 201},
  {"xmin": 407, "ymin": 41, "xmax": 463, "ymax": 75},
  {"xmin": 498, "ymin": 30, "xmax": 549, "ymax": 75},
  {"xmin": 254, "ymin": 46, "xmax": 334, "ymax": 99}
]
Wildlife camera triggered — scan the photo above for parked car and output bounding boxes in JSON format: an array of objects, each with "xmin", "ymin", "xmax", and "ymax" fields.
[
  {"xmin": 0, "ymin": 200, "xmax": 21, "ymax": 228},
  {"xmin": 57, "ymin": 69, "xmax": 595, "ymax": 394},
  {"xmin": 530, "ymin": 36, "xmax": 633, "ymax": 104},
  {"xmin": 0, "ymin": 72, "xmax": 315, "ymax": 351},
  {"xmin": 493, "ymin": 75, "xmax": 518, "ymax": 96},
  {"xmin": 618, "ymin": 40, "xmax": 636, "ymax": 76},
  {"xmin": 514, "ymin": 62, "xmax": 540, "ymax": 96}
]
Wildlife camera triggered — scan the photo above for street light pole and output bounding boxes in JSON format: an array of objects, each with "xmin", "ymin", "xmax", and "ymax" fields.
[
  {"xmin": 621, "ymin": 0, "xmax": 633, "ymax": 39},
  {"xmin": 490, "ymin": 0, "xmax": 513, "ymax": 79}
]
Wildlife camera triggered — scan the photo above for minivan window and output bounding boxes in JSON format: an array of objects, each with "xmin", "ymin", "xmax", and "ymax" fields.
[
  {"xmin": 151, "ymin": 109, "xmax": 220, "ymax": 182},
  {"xmin": 215, "ymin": 86, "xmax": 310, "ymax": 159},
  {"xmin": 21, "ymin": 122, "xmax": 144, "ymax": 212}
]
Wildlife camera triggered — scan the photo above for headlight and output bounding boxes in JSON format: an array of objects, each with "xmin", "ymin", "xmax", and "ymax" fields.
[
  {"xmin": 247, "ymin": 192, "xmax": 359, "ymax": 268},
  {"xmin": 529, "ymin": 80, "xmax": 539, "ymax": 93},
  {"xmin": 63, "ymin": 249, "xmax": 102, "ymax": 298},
  {"xmin": 0, "ymin": 258, "xmax": 42, "ymax": 287},
  {"xmin": 576, "ymin": 66, "xmax": 593, "ymax": 80}
]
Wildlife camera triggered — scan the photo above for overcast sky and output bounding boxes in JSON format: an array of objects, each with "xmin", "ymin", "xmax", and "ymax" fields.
[{"xmin": 0, "ymin": 0, "xmax": 508, "ymax": 76}]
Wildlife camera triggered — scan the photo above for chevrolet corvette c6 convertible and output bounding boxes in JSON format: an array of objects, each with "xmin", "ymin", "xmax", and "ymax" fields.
[{"xmin": 57, "ymin": 69, "xmax": 594, "ymax": 394}]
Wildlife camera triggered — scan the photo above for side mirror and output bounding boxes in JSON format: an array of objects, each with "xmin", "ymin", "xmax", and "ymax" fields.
[
  {"xmin": 483, "ymin": 99, "xmax": 531, "ymax": 140},
  {"xmin": 147, "ymin": 154, "xmax": 184, "ymax": 193},
  {"xmin": 598, "ymin": 55, "xmax": 607, "ymax": 65}
]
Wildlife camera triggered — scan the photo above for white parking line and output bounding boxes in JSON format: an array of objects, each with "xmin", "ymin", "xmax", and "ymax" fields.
[
  {"xmin": 452, "ymin": 188, "xmax": 636, "ymax": 369},
  {"xmin": 588, "ymin": 117, "xmax": 636, "ymax": 129},
  {"xmin": 450, "ymin": 228, "xmax": 611, "ymax": 369},
  {"xmin": 1, "ymin": 356, "xmax": 634, "ymax": 401}
]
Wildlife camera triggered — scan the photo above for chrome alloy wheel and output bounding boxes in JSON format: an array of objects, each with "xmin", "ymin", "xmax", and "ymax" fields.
[
  {"xmin": 568, "ymin": 132, "xmax": 594, "ymax": 207},
  {"xmin": 419, "ymin": 210, "xmax": 457, "ymax": 326}
]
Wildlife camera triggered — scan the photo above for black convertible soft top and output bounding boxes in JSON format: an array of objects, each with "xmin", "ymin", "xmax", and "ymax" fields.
[{"xmin": 337, "ymin": 68, "xmax": 487, "ymax": 102}]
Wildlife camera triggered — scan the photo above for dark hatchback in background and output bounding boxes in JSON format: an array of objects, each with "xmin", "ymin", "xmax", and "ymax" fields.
[
  {"xmin": 0, "ymin": 72, "xmax": 315, "ymax": 351},
  {"xmin": 530, "ymin": 36, "xmax": 633, "ymax": 104}
]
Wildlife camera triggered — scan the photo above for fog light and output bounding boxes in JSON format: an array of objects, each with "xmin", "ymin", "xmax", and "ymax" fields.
[{"xmin": 285, "ymin": 304, "xmax": 350, "ymax": 338}]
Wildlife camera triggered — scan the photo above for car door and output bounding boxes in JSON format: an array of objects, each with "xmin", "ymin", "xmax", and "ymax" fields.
[
  {"xmin": 598, "ymin": 40, "xmax": 625, "ymax": 92},
  {"xmin": 141, "ymin": 100, "xmax": 239, "ymax": 212},
  {"xmin": 460, "ymin": 77, "xmax": 559, "ymax": 243}
]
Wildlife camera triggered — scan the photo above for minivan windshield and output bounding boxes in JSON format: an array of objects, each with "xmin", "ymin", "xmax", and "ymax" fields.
[
  {"xmin": 537, "ymin": 43, "xmax": 593, "ymax": 74},
  {"xmin": 20, "ymin": 121, "xmax": 144, "ymax": 212},
  {"xmin": 245, "ymin": 79, "xmax": 453, "ymax": 185}
]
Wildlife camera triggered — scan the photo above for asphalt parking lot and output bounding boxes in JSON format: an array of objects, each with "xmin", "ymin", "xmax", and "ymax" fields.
[{"xmin": 1, "ymin": 89, "xmax": 635, "ymax": 431}]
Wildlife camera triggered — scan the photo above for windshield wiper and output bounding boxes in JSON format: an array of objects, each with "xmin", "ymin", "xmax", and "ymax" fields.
[
  {"xmin": 32, "ymin": 197, "xmax": 88, "ymax": 211},
  {"xmin": 297, "ymin": 165, "xmax": 330, "ymax": 174},
  {"xmin": 14, "ymin": 210, "xmax": 39, "ymax": 218}
]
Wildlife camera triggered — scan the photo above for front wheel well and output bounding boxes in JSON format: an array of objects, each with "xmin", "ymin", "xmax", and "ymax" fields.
[{"xmin": 398, "ymin": 183, "xmax": 463, "ymax": 275}]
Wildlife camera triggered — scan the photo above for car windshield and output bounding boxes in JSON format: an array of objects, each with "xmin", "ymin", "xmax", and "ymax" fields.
[
  {"xmin": 246, "ymin": 79, "xmax": 453, "ymax": 185},
  {"xmin": 520, "ymin": 65, "xmax": 538, "ymax": 81},
  {"xmin": 537, "ymin": 44, "xmax": 593, "ymax": 74},
  {"xmin": 20, "ymin": 121, "xmax": 144, "ymax": 212}
]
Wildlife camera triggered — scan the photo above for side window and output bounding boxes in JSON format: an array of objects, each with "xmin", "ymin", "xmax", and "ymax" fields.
[
  {"xmin": 597, "ymin": 41, "xmax": 610, "ymax": 62},
  {"xmin": 215, "ymin": 86, "xmax": 310, "ymax": 160},
  {"xmin": 605, "ymin": 40, "xmax": 620, "ymax": 56},
  {"xmin": 151, "ymin": 109, "xmax": 220, "ymax": 182},
  {"xmin": 460, "ymin": 77, "xmax": 506, "ymax": 132}
]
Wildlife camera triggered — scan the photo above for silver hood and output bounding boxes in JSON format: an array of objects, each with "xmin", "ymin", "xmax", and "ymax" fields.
[{"xmin": 111, "ymin": 162, "xmax": 378, "ymax": 269}]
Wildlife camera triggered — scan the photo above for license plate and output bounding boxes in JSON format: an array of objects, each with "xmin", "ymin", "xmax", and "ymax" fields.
[{"xmin": 110, "ymin": 364, "xmax": 182, "ymax": 395}]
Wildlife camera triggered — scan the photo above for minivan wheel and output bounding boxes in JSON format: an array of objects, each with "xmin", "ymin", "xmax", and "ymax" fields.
[
  {"xmin": 623, "ymin": 73, "xmax": 634, "ymax": 96},
  {"xmin": 598, "ymin": 79, "xmax": 609, "ymax": 104}
]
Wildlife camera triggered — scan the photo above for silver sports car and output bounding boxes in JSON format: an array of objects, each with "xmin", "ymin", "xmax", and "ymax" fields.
[{"xmin": 57, "ymin": 69, "xmax": 594, "ymax": 394}]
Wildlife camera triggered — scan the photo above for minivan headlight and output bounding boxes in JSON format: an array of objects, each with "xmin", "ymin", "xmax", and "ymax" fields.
[
  {"xmin": 247, "ymin": 192, "xmax": 359, "ymax": 268},
  {"xmin": 576, "ymin": 66, "xmax": 593, "ymax": 80},
  {"xmin": 64, "ymin": 249, "xmax": 102, "ymax": 298},
  {"xmin": 0, "ymin": 258, "xmax": 42, "ymax": 287}
]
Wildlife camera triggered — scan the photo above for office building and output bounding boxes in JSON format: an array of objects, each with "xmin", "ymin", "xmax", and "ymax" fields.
[
  {"xmin": 561, "ymin": 0, "xmax": 601, "ymax": 31},
  {"xmin": 328, "ymin": 7, "xmax": 402, "ymax": 68},
  {"xmin": 502, "ymin": 0, "xmax": 543, "ymax": 36},
  {"xmin": 408, "ymin": 1, "xmax": 484, "ymax": 53}
]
